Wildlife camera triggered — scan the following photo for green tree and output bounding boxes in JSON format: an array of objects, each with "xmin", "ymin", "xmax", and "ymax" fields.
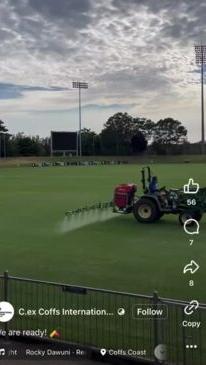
[
  {"xmin": 0, "ymin": 120, "xmax": 10, "ymax": 157},
  {"xmin": 133, "ymin": 117, "xmax": 155, "ymax": 143},
  {"xmin": 151, "ymin": 118, "xmax": 188, "ymax": 155},
  {"xmin": 153, "ymin": 118, "xmax": 187, "ymax": 145},
  {"xmin": 131, "ymin": 132, "xmax": 147, "ymax": 154},
  {"xmin": 41, "ymin": 137, "xmax": 51, "ymax": 155},
  {"xmin": 0, "ymin": 120, "xmax": 8, "ymax": 133},
  {"xmin": 81, "ymin": 128, "xmax": 97, "ymax": 155},
  {"xmin": 100, "ymin": 112, "xmax": 149, "ymax": 155},
  {"xmin": 12, "ymin": 133, "xmax": 46, "ymax": 156}
]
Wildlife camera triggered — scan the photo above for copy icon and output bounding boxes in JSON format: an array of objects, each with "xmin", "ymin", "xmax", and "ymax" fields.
[{"xmin": 184, "ymin": 300, "xmax": 199, "ymax": 315}]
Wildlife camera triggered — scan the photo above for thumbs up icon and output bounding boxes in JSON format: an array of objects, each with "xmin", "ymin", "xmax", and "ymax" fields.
[{"xmin": 183, "ymin": 178, "xmax": 199, "ymax": 194}]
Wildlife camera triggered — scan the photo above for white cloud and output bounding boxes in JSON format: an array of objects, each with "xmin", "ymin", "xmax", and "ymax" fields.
[{"xmin": 0, "ymin": 0, "xmax": 204, "ymax": 141}]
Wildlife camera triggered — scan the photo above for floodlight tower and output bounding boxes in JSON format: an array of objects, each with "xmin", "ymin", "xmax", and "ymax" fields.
[
  {"xmin": 72, "ymin": 81, "xmax": 88, "ymax": 157},
  {"xmin": 195, "ymin": 44, "xmax": 206, "ymax": 154}
]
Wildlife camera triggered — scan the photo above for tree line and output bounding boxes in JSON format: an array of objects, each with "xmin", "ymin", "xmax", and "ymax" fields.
[{"xmin": 0, "ymin": 113, "xmax": 200, "ymax": 156}]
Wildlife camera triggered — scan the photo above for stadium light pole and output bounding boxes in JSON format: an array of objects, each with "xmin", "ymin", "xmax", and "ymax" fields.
[
  {"xmin": 195, "ymin": 44, "xmax": 206, "ymax": 154},
  {"xmin": 72, "ymin": 81, "xmax": 88, "ymax": 157}
]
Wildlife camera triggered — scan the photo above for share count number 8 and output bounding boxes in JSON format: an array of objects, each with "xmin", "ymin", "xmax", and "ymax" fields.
[{"xmin": 187, "ymin": 199, "xmax": 196, "ymax": 206}]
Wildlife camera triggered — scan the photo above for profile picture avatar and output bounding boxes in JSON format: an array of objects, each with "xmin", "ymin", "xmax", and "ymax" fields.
[{"xmin": 0, "ymin": 302, "xmax": 14, "ymax": 322}]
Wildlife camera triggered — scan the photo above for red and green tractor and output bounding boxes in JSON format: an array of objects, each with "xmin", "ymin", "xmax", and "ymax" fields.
[{"xmin": 113, "ymin": 167, "xmax": 205, "ymax": 225}]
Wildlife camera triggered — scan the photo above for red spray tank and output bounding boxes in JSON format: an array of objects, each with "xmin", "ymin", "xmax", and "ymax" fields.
[{"xmin": 113, "ymin": 184, "xmax": 137, "ymax": 212}]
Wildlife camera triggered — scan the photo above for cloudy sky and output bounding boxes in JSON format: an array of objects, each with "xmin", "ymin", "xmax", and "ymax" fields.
[{"xmin": 0, "ymin": 0, "xmax": 205, "ymax": 141}]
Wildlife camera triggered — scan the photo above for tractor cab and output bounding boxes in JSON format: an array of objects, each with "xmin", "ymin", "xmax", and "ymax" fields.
[
  {"xmin": 132, "ymin": 166, "xmax": 170, "ymax": 223},
  {"xmin": 141, "ymin": 166, "xmax": 159, "ymax": 194},
  {"xmin": 141, "ymin": 166, "xmax": 152, "ymax": 193}
]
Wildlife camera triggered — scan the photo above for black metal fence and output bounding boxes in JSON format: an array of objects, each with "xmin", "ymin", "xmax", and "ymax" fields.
[{"xmin": 0, "ymin": 272, "xmax": 205, "ymax": 364}]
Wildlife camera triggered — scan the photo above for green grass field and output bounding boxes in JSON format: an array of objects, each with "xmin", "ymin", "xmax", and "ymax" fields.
[{"xmin": 0, "ymin": 163, "xmax": 205, "ymax": 302}]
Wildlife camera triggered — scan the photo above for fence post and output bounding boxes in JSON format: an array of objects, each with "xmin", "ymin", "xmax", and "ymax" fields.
[
  {"xmin": 3, "ymin": 271, "xmax": 9, "ymax": 334},
  {"xmin": 181, "ymin": 307, "xmax": 186, "ymax": 365},
  {"xmin": 4, "ymin": 271, "xmax": 8, "ymax": 301},
  {"xmin": 153, "ymin": 291, "xmax": 159, "ymax": 344},
  {"xmin": 153, "ymin": 291, "xmax": 160, "ymax": 364}
]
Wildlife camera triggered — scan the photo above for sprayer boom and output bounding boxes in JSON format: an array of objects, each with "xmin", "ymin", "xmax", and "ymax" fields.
[{"xmin": 65, "ymin": 201, "xmax": 113, "ymax": 216}]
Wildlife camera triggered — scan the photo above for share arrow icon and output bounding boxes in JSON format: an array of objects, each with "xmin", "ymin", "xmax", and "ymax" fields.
[{"xmin": 183, "ymin": 260, "xmax": 200, "ymax": 275}]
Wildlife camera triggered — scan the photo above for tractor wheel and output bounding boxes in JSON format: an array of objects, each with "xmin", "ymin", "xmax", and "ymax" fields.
[
  {"xmin": 133, "ymin": 198, "xmax": 160, "ymax": 223},
  {"xmin": 179, "ymin": 210, "xmax": 202, "ymax": 226}
]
